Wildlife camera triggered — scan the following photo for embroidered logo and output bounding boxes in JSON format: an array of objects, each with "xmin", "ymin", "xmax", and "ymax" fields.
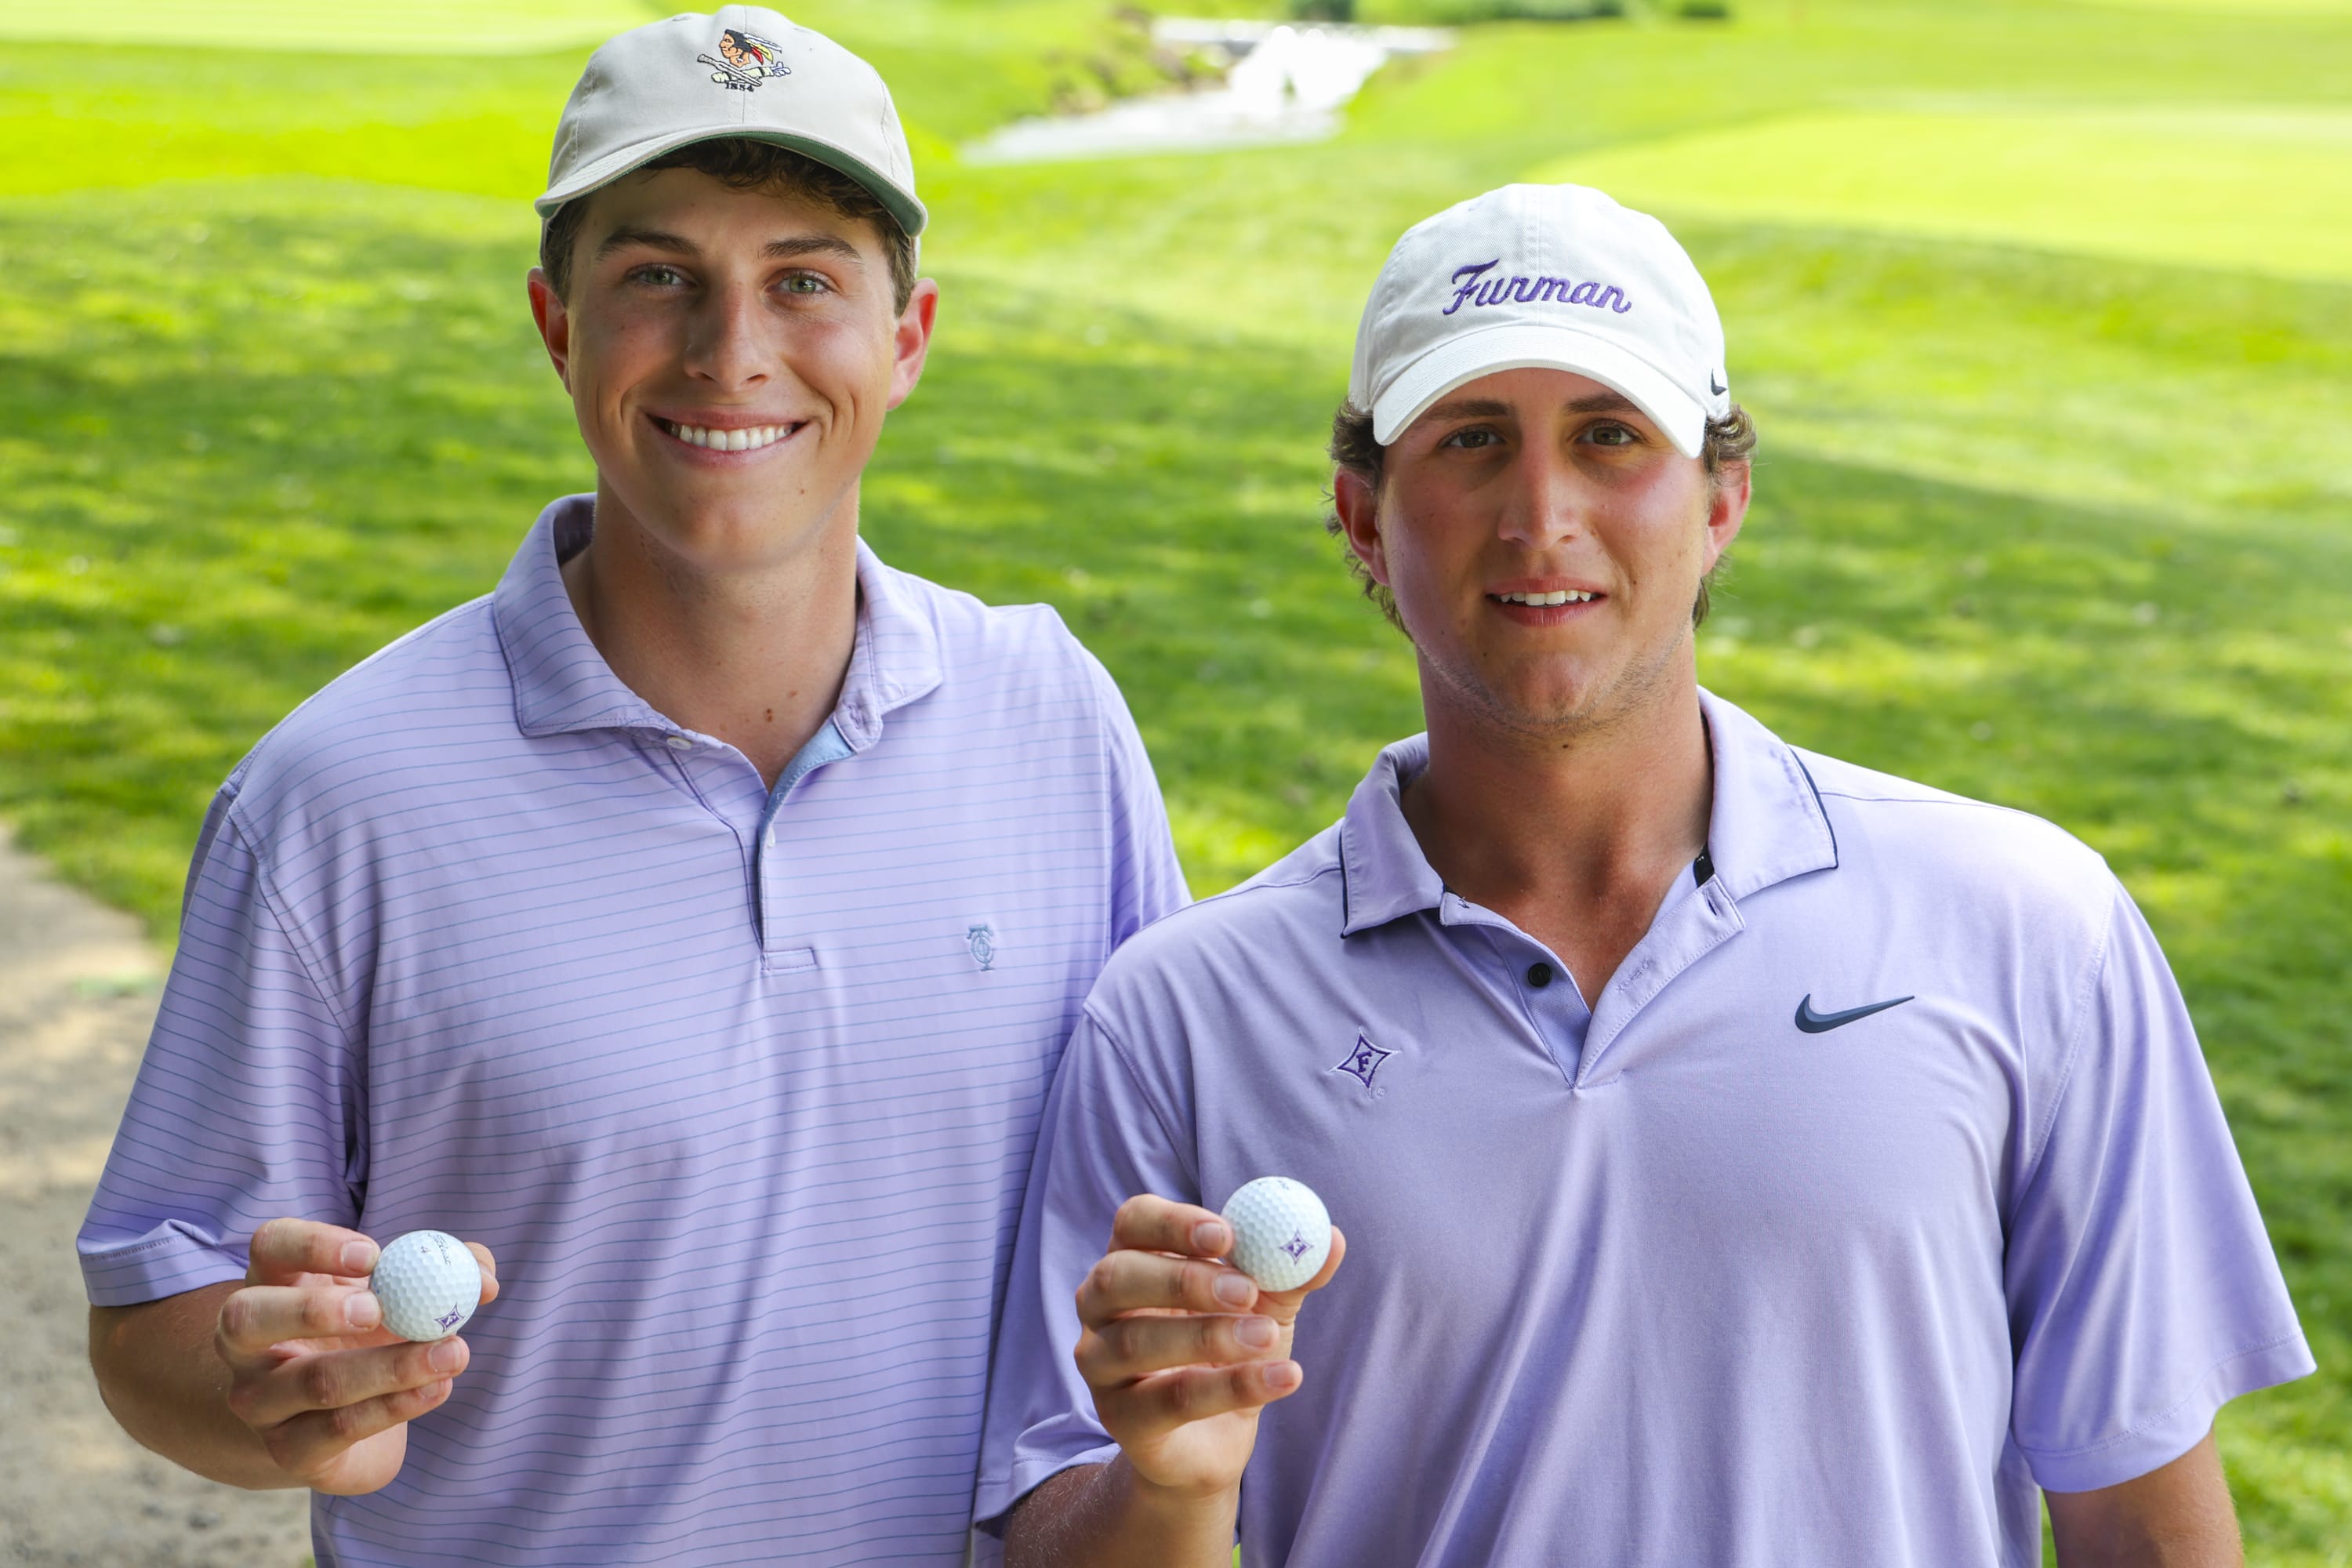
[
  {"xmin": 967, "ymin": 924, "xmax": 997, "ymax": 971},
  {"xmin": 1793, "ymin": 993, "xmax": 1913, "ymax": 1034},
  {"xmin": 1332, "ymin": 1032, "xmax": 1392, "ymax": 1090},
  {"xmin": 702, "ymin": 26, "xmax": 789, "ymax": 92},
  {"xmin": 1443, "ymin": 259, "xmax": 1632, "ymax": 318}
]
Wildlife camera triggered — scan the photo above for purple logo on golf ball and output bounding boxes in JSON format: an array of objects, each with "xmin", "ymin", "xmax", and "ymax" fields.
[{"xmin": 1281, "ymin": 1231, "xmax": 1312, "ymax": 1263}]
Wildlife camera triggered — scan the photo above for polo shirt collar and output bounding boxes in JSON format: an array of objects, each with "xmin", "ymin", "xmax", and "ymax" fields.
[
  {"xmin": 493, "ymin": 495, "xmax": 944, "ymax": 750},
  {"xmin": 1337, "ymin": 688, "xmax": 1838, "ymax": 937}
]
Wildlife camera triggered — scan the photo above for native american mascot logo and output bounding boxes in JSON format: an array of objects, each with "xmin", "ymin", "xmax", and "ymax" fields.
[{"xmin": 702, "ymin": 26, "xmax": 789, "ymax": 92}]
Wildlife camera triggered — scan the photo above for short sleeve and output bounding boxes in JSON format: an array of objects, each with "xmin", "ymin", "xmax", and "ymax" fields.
[
  {"xmin": 1084, "ymin": 650, "xmax": 1190, "ymax": 942},
  {"xmin": 975, "ymin": 1007, "xmax": 1199, "ymax": 1536},
  {"xmin": 78, "ymin": 790, "xmax": 367, "ymax": 1305},
  {"xmin": 2005, "ymin": 880, "xmax": 2313, "ymax": 1491}
]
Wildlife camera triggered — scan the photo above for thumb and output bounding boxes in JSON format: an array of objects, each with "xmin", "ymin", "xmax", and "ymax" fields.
[{"xmin": 1261, "ymin": 1226, "xmax": 1346, "ymax": 1329}]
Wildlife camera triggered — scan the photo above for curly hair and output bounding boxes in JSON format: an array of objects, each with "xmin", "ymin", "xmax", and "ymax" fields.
[
  {"xmin": 1323, "ymin": 398, "xmax": 1757, "ymax": 632},
  {"xmin": 539, "ymin": 137, "xmax": 917, "ymax": 314}
]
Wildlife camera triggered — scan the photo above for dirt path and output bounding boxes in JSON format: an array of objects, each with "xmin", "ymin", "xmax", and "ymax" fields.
[{"xmin": 0, "ymin": 826, "xmax": 311, "ymax": 1566}]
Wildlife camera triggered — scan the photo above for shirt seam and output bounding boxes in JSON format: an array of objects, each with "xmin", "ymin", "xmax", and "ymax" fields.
[
  {"xmin": 222, "ymin": 804, "xmax": 360, "ymax": 1042},
  {"xmin": 2016, "ymin": 877, "xmax": 2122, "ymax": 1196},
  {"xmin": 1080, "ymin": 1002, "xmax": 1201, "ymax": 1194},
  {"xmin": 1085, "ymin": 651, "xmax": 1120, "ymax": 970},
  {"xmin": 2016, "ymin": 1329, "xmax": 2310, "ymax": 1462}
]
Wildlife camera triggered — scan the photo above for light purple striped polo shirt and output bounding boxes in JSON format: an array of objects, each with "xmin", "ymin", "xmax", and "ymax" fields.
[
  {"xmin": 980, "ymin": 690, "xmax": 2311, "ymax": 1566},
  {"xmin": 81, "ymin": 495, "xmax": 1188, "ymax": 1566}
]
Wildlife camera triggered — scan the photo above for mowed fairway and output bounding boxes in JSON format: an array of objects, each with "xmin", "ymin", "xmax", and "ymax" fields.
[{"xmin": 0, "ymin": 0, "xmax": 2346, "ymax": 1558}]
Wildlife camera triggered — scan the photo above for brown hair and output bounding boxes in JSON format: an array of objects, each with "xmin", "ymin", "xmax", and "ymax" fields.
[
  {"xmin": 539, "ymin": 137, "xmax": 918, "ymax": 314},
  {"xmin": 1324, "ymin": 399, "xmax": 1758, "ymax": 631}
]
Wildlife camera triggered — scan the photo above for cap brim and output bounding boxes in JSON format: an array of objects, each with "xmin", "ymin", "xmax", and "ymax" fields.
[
  {"xmin": 1371, "ymin": 321, "xmax": 1706, "ymax": 459},
  {"xmin": 535, "ymin": 125, "xmax": 927, "ymax": 239}
]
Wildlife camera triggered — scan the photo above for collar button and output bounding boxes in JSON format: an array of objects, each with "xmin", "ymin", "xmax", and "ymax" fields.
[{"xmin": 1526, "ymin": 961, "xmax": 1555, "ymax": 989}]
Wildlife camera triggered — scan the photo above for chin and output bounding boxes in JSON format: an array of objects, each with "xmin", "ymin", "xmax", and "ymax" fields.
[{"xmin": 613, "ymin": 481, "xmax": 844, "ymax": 567}]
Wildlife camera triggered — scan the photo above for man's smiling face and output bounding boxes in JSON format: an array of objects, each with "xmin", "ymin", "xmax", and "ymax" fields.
[
  {"xmin": 528, "ymin": 165, "xmax": 935, "ymax": 575},
  {"xmin": 1337, "ymin": 367, "xmax": 1748, "ymax": 743}
]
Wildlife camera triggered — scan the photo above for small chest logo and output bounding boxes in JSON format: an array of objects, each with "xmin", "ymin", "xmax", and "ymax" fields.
[
  {"xmin": 967, "ymin": 924, "xmax": 997, "ymax": 971},
  {"xmin": 702, "ymin": 27, "xmax": 789, "ymax": 92},
  {"xmin": 1332, "ymin": 1032, "xmax": 1392, "ymax": 1090}
]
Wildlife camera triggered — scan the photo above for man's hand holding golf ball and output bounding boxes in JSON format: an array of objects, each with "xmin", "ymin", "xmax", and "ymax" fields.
[
  {"xmin": 215, "ymin": 1218, "xmax": 497, "ymax": 1494},
  {"xmin": 1069, "ymin": 1180, "xmax": 1340, "ymax": 1547}
]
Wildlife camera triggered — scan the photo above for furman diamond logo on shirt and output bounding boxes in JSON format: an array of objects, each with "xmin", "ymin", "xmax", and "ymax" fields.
[
  {"xmin": 1333, "ymin": 1032, "xmax": 1392, "ymax": 1089},
  {"xmin": 701, "ymin": 26, "xmax": 788, "ymax": 91},
  {"xmin": 1443, "ymin": 259, "xmax": 1633, "ymax": 318}
]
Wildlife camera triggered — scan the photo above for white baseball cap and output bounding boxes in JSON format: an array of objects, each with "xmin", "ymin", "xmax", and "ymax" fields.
[
  {"xmin": 1349, "ymin": 183, "xmax": 1728, "ymax": 459},
  {"xmin": 536, "ymin": 6, "xmax": 926, "ymax": 240}
]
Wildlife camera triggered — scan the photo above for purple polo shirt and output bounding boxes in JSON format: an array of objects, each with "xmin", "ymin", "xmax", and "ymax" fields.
[
  {"xmin": 979, "ymin": 691, "xmax": 2310, "ymax": 1566},
  {"xmin": 80, "ymin": 495, "xmax": 1188, "ymax": 1567}
]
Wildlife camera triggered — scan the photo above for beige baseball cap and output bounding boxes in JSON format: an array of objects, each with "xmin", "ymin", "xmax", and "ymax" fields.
[
  {"xmin": 536, "ymin": 6, "xmax": 927, "ymax": 239},
  {"xmin": 1350, "ymin": 183, "xmax": 1727, "ymax": 458}
]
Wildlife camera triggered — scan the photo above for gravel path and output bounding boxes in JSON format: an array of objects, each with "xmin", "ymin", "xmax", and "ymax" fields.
[{"xmin": 0, "ymin": 827, "xmax": 311, "ymax": 1566}]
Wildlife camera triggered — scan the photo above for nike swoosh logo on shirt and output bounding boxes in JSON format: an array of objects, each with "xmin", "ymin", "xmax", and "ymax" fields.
[{"xmin": 1794, "ymin": 993, "xmax": 1915, "ymax": 1033}]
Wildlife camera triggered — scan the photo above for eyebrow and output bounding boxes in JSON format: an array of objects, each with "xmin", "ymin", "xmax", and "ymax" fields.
[
  {"xmin": 592, "ymin": 227, "xmax": 867, "ymax": 268},
  {"xmin": 1422, "ymin": 390, "xmax": 1642, "ymax": 422}
]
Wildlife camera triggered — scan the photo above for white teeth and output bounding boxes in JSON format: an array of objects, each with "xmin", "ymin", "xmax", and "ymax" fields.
[
  {"xmin": 1497, "ymin": 590, "xmax": 1595, "ymax": 605},
  {"xmin": 665, "ymin": 420, "xmax": 790, "ymax": 452}
]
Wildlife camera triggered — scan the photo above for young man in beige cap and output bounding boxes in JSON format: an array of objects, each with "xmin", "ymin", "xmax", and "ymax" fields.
[
  {"xmin": 82, "ymin": 9, "xmax": 1185, "ymax": 1563},
  {"xmin": 978, "ymin": 183, "xmax": 2307, "ymax": 1566}
]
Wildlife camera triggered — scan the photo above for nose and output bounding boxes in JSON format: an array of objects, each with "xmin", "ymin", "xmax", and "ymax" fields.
[
  {"xmin": 681, "ymin": 276, "xmax": 771, "ymax": 392},
  {"xmin": 1495, "ymin": 441, "xmax": 1584, "ymax": 550}
]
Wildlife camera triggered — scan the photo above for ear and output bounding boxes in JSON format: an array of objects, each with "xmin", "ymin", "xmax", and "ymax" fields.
[
  {"xmin": 1699, "ymin": 456, "xmax": 1751, "ymax": 573},
  {"xmin": 885, "ymin": 277, "xmax": 942, "ymax": 412},
  {"xmin": 527, "ymin": 267, "xmax": 572, "ymax": 392},
  {"xmin": 1334, "ymin": 467, "xmax": 1391, "ymax": 590}
]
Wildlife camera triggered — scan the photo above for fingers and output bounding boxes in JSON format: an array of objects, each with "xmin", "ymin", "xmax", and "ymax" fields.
[
  {"xmin": 216, "ymin": 1283, "xmax": 382, "ymax": 1360},
  {"xmin": 247, "ymin": 1218, "xmax": 378, "ymax": 1286},
  {"xmin": 1110, "ymin": 1194, "xmax": 1232, "ymax": 1261},
  {"xmin": 1078, "ymin": 1305, "xmax": 1283, "ymax": 1389},
  {"xmin": 1076, "ymin": 1247, "xmax": 1259, "ymax": 1330},
  {"xmin": 229, "ymin": 1336, "xmax": 469, "ymax": 1429},
  {"xmin": 1098, "ymin": 1359, "xmax": 1304, "ymax": 1446},
  {"xmin": 254, "ymin": 1372, "xmax": 458, "ymax": 1483}
]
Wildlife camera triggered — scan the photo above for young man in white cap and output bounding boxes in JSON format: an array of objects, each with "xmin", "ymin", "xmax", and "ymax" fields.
[
  {"xmin": 978, "ymin": 183, "xmax": 2310, "ymax": 1565},
  {"xmin": 80, "ymin": 9, "xmax": 1184, "ymax": 1563}
]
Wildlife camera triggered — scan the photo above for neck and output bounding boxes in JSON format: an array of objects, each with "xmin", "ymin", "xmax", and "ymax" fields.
[
  {"xmin": 563, "ymin": 484, "xmax": 861, "ymax": 790},
  {"xmin": 1401, "ymin": 666, "xmax": 1714, "ymax": 1000}
]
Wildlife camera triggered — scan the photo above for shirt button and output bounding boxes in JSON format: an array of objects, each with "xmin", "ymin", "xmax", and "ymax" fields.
[
  {"xmin": 764, "ymin": 829, "xmax": 776, "ymax": 849},
  {"xmin": 666, "ymin": 735, "xmax": 692, "ymax": 752},
  {"xmin": 1526, "ymin": 962, "xmax": 1554, "ymax": 989}
]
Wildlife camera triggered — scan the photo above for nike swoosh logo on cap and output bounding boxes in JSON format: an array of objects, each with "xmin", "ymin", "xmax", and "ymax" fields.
[
  {"xmin": 1709, "ymin": 372, "xmax": 1727, "ymax": 396},
  {"xmin": 1794, "ymin": 993, "xmax": 1914, "ymax": 1033}
]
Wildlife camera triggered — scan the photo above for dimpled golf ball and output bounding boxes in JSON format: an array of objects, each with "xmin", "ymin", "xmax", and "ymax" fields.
[
  {"xmin": 1220, "ymin": 1177, "xmax": 1332, "ymax": 1293},
  {"xmin": 369, "ymin": 1230, "xmax": 481, "ymax": 1342}
]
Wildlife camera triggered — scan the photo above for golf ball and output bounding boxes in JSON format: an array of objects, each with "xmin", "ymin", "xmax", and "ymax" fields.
[
  {"xmin": 369, "ymin": 1229, "xmax": 482, "ymax": 1342},
  {"xmin": 1220, "ymin": 1176, "xmax": 1332, "ymax": 1293}
]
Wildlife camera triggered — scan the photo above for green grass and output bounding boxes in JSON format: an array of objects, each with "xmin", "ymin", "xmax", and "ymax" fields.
[
  {"xmin": 0, "ymin": 0, "xmax": 2347, "ymax": 1556},
  {"xmin": 1537, "ymin": 104, "xmax": 2352, "ymax": 283}
]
